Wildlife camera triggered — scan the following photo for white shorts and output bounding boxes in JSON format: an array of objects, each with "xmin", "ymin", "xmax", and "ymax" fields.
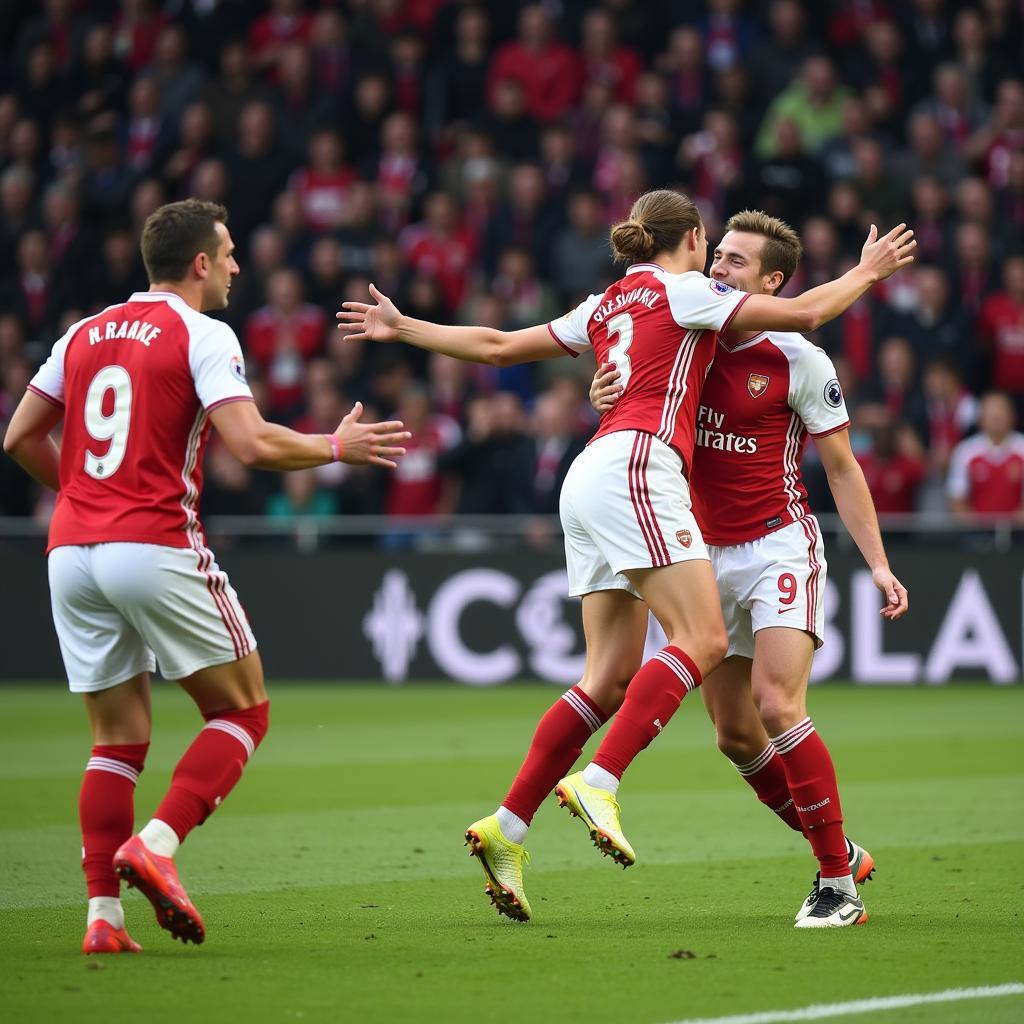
[
  {"xmin": 559, "ymin": 430, "xmax": 708, "ymax": 598},
  {"xmin": 708, "ymin": 516, "xmax": 827, "ymax": 659},
  {"xmin": 48, "ymin": 542, "xmax": 257, "ymax": 692}
]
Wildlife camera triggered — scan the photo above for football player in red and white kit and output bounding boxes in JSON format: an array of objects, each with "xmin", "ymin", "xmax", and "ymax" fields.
[
  {"xmin": 337, "ymin": 189, "xmax": 914, "ymax": 922},
  {"xmin": 592, "ymin": 210, "xmax": 909, "ymax": 927},
  {"xmin": 3, "ymin": 200, "xmax": 409, "ymax": 953}
]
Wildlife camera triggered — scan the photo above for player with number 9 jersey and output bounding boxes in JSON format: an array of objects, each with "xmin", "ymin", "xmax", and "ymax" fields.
[
  {"xmin": 4, "ymin": 199, "xmax": 408, "ymax": 955},
  {"xmin": 30, "ymin": 292, "xmax": 253, "ymax": 555}
]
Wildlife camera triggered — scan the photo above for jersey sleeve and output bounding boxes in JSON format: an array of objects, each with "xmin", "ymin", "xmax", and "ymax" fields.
[
  {"xmin": 661, "ymin": 271, "xmax": 750, "ymax": 332},
  {"xmin": 189, "ymin": 321, "xmax": 254, "ymax": 411},
  {"xmin": 789, "ymin": 345, "xmax": 850, "ymax": 436},
  {"xmin": 28, "ymin": 329, "xmax": 76, "ymax": 406},
  {"xmin": 546, "ymin": 293, "xmax": 602, "ymax": 356}
]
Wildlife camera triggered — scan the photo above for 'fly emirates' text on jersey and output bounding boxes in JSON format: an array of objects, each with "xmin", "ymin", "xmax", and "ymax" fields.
[
  {"xmin": 547, "ymin": 265, "xmax": 749, "ymax": 470},
  {"xmin": 29, "ymin": 291, "xmax": 254, "ymax": 554},
  {"xmin": 690, "ymin": 332, "xmax": 850, "ymax": 546}
]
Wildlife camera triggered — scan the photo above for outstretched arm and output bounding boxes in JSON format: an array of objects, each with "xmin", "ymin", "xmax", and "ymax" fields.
[
  {"xmin": 336, "ymin": 284, "xmax": 566, "ymax": 367},
  {"xmin": 730, "ymin": 224, "xmax": 916, "ymax": 335},
  {"xmin": 816, "ymin": 428, "xmax": 908, "ymax": 620},
  {"xmin": 210, "ymin": 398, "xmax": 409, "ymax": 471},
  {"xmin": 2, "ymin": 390, "xmax": 64, "ymax": 490}
]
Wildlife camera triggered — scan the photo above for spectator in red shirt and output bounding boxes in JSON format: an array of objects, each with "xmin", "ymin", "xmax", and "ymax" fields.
[
  {"xmin": 399, "ymin": 191, "xmax": 475, "ymax": 312},
  {"xmin": 245, "ymin": 267, "xmax": 326, "ymax": 417},
  {"xmin": 289, "ymin": 128, "xmax": 357, "ymax": 232},
  {"xmin": 112, "ymin": 0, "xmax": 169, "ymax": 74},
  {"xmin": 855, "ymin": 413, "xmax": 927, "ymax": 515},
  {"xmin": 948, "ymin": 391, "xmax": 1024, "ymax": 520},
  {"xmin": 487, "ymin": 4, "xmax": 581, "ymax": 124},
  {"xmin": 920, "ymin": 356, "xmax": 978, "ymax": 479},
  {"xmin": 580, "ymin": 8, "xmax": 643, "ymax": 104},
  {"xmin": 249, "ymin": 0, "xmax": 313, "ymax": 79},
  {"xmin": 978, "ymin": 254, "xmax": 1024, "ymax": 398},
  {"xmin": 385, "ymin": 386, "xmax": 461, "ymax": 517}
]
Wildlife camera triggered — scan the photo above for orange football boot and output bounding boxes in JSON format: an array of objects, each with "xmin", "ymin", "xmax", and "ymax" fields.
[
  {"xmin": 113, "ymin": 835, "xmax": 206, "ymax": 945},
  {"xmin": 82, "ymin": 918, "xmax": 143, "ymax": 954}
]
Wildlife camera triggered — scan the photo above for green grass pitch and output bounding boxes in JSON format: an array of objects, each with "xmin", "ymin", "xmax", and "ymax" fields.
[{"xmin": 1, "ymin": 682, "xmax": 1022, "ymax": 1024}]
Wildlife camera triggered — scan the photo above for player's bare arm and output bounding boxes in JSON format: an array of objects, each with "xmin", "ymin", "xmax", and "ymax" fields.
[
  {"xmin": 815, "ymin": 429, "xmax": 908, "ymax": 620},
  {"xmin": 3, "ymin": 390, "xmax": 64, "ymax": 491},
  {"xmin": 210, "ymin": 398, "xmax": 410, "ymax": 471},
  {"xmin": 729, "ymin": 224, "xmax": 916, "ymax": 334},
  {"xmin": 335, "ymin": 283, "xmax": 565, "ymax": 366}
]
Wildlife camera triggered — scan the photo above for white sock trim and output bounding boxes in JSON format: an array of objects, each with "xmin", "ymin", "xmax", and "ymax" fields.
[
  {"xmin": 820, "ymin": 874, "xmax": 857, "ymax": 897},
  {"xmin": 582, "ymin": 762, "xmax": 619, "ymax": 794},
  {"xmin": 495, "ymin": 806, "xmax": 528, "ymax": 845},
  {"xmin": 560, "ymin": 689, "xmax": 603, "ymax": 733},
  {"xmin": 138, "ymin": 818, "xmax": 180, "ymax": 858},
  {"xmin": 87, "ymin": 896, "xmax": 124, "ymax": 929},
  {"xmin": 734, "ymin": 744, "xmax": 776, "ymax": 776},
  {"xmin": 203, "ymin": 718, "xmax": 255, "ymax": 759},
  {"xmin": 653, "ymin": 649, "xmax": 698, "ymax": 691},
  {"xmin": 770, "ymin": 717, "xmax": 815, "ymax": 755},
  {"xmin": 85, "ymin": 756, "xmax": 140, "ymax": 784}
]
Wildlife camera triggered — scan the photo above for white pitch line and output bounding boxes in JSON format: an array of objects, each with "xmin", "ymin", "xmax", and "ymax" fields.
[{"xmin": 665, "ymin": 983, "xmax": 1024, "ymax": 1024}]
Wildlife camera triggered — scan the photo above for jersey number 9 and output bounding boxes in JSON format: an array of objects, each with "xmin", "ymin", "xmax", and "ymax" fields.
[{"xmin": 84, "ymin": 365, "xmax": 133, "ymax": 480}]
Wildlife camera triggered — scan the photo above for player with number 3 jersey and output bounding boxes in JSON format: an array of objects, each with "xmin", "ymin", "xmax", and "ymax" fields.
[
  {"xmin": 592, "ymin": 210, "xmax": 910, "ymax": 927},
  {"xmin": 4, "ymin": 200, "xmax": 409, "ymax": 954},
  {"xmin": 337, "ymin": 189, "xmax": 915, "ymax": 924}
]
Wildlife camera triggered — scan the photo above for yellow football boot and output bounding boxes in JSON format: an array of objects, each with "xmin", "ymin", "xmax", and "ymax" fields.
[
  {"xmin": 464, "ymin": 815, "xmax": 532, "ymax": 922},
  {"xmin": 555, "ymin": 771, "xmax": 636, "ymax": 868}
]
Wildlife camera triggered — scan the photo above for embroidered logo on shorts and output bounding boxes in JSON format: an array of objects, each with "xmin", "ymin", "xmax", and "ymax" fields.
[
  {"xmin": 676, "ymin": 529, "xmax": 692, "ymax": 548},
  {"xmin": 709, "ymin": 279, "xmax": 733, "ymax": 295},
  {"xmin": 747, "ymin": 372, "xmax": 769, "ymax": 398},
  {"xmin": 230, "ymin": 355, "xmax": 247, "ymax": 383},
  {"xmin": 823, "ymin": 378, "xmax": 843, "ymax": 408}
]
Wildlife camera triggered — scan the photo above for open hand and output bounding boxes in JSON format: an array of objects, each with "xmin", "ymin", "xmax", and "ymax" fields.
[
  {"xmin": 858, "ymin": 223, "xmax": 916, "ymax": 281},
  {"xmin": 334, "ymin": 401, "xmax": 410, "ymax": 469},
  {"xmin": 590, "ymin": 362, "xmax": 623, "ymax": 414},
  {"xmin": 335, "ymin": 283, "xmax": 403, "ymax": 342},
  {"xmin": 872, "ymin": 566, "xmax": 909, "ymax": 621}
]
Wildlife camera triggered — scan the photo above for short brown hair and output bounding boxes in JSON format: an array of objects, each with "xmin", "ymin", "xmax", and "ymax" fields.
[
  {"xmin": 723, "ymin": 210, "xmax": 802, "ymax": 293},
  {"xmin": 141, "ymin": 199, "xmax": 228, "ymax": 283},
  {"xmin": 610, "ymin": 189, "xmax": 702, "ymax": 264}
]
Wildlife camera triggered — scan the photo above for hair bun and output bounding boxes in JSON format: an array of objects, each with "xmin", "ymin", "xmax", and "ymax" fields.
[{"xmin": 610, "ymin": 219, "xmax": 656, "ymax": 263}]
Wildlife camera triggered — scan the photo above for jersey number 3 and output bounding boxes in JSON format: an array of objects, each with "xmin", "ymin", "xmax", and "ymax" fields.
[
  {"xmin": 606, "ymin": 311, "xmax": 634, "ymax": 392},
  {"xmin": 84, "ymin": 365, "xmax": 133, "ymax": 480}
]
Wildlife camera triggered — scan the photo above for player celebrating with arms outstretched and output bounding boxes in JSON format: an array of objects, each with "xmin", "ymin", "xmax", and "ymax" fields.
[
  {"xmin": 3, "ymin": 200, "xmax": 409, "ymax": 953},
  {"xmin": 337, "ymin": 189, "xmax": 914, "ymax": 923},
  {"xmin": 592, "ymin": 211, "xmax": 908, "ymax": 927}
]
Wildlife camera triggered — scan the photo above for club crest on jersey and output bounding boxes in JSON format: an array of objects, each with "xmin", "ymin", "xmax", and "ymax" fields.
[
  {"xmin": 746, "ymin": 372, "xmax": 769, "ymax": 398},
  {"xmin": 709, "ymin": 279, "xmax": 733, "ymax": 295},
  {"xmin": 230, "ymin": 355, "xmax": 247, "ymax": 383},
  {"xmin": 823, "ymin": 378, "xmax": 843, "ymax": 408},
  {"xmin": 676, "ymin": 529, "xmax": 692, "ymax": 548}
]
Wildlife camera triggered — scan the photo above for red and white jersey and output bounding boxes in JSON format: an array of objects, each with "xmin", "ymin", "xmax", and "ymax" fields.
[
  {"xmin": 547, "ymin": 264, "xmax": 749, "ymax": 469},
  {"xmin": 947, "ymin": 431, "xmax": 1024, "ymax": 514},
  {"xmin": 690, "ymin": 332, "xmax": 850, "ymax": 546},
  {"xmin": 29, "ymin": 291, "xmax": 254, "ymax": 554}
]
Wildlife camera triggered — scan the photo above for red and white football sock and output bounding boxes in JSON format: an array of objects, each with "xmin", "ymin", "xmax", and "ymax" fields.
[
  {"xmin": 589, "ymin": 646, "xmax": 701, "ymax": 785},
  {"xmin": 771, "ymin": 717, "xmax": 853, "ymax": 890},
  {"xmin": 732, "ymin": 745, "xmax": 804, "ymax": 833},
  {"xmin": 80, "ymin": 742, "xmax": 149, "ymax": 920},
  {"xmin": 142, "ymin": 701, "xmax": 269, "ymax": 855},
  {"xmin": 499, "ymin": 685, "xmax": 607, "ymax": 843}
]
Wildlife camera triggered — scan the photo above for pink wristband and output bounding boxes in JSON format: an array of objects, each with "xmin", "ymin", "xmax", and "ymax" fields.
[{"xmin": 324, "ymin": 434, "xmax": 344, "ymax": 462}]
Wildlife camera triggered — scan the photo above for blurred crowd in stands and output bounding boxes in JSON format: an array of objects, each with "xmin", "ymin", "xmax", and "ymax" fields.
[{"xmin": 1, "ymin": 0, "xmax": 1023, "ymax": 531}]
